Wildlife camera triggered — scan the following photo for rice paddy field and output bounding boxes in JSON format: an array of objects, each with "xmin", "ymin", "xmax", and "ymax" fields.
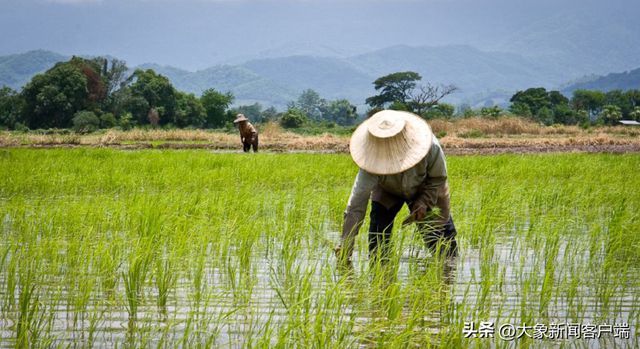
[{"xmin": 0, "ymin": 148, "xmax": 638, "ymax": 348}]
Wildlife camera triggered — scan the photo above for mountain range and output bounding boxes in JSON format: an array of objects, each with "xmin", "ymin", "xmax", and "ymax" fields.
[
  {"xmin": 1, "ymin": 45, "xmax": 639, "ymax": 110},
  {"xmin": 561, "ymin": 68, "xmax": 640, "ymax": 95}
]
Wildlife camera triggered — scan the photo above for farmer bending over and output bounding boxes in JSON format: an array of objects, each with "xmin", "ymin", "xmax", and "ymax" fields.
[
  {"xmin": 233, "ymin": 113, "xmax": 259, "ymax": 152},
  {"xmin": 336, "ymin": 110, "xmax": 458, "ymax": 267}
]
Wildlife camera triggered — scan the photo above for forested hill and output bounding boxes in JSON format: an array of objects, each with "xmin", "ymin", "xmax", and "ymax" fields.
[
  {"xmin": 0, "ymin": 48, "xmax": 561, "ymax": 108},
  {"xmin": 1, "ymin": 48, "xmax": 637, "ymax": 109},
  {"xmin": 0, "ymin": 50, "xmax": 67, "ymax": 90},
  {"xmin": 562, "ymin": 68, "xmax": 640, "ymax": 95}
]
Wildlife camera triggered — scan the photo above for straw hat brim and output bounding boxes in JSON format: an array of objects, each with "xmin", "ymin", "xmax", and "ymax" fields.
[
  {"xmin": 349, "ymin": 110, "xmax": 432, "ymax": 175},
  {"xmin": 233, "ymin": 116, "xmax": 248, "ymax": 123}
]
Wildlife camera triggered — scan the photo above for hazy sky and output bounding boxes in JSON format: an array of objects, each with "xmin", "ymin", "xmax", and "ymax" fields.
[{"xmin": 1, "ymin": 0, "xmax": 637, "ymax": 70}]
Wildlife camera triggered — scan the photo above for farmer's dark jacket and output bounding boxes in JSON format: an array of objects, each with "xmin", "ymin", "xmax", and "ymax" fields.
[{"xmin": 342, "ymin": 135, "xmax": 450, "ymax": 240}]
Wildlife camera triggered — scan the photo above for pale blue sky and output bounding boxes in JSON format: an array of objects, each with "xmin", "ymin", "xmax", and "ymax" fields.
[{"xmin": 1, "ymin": 0, "xmax": 637, "ymax": 70}]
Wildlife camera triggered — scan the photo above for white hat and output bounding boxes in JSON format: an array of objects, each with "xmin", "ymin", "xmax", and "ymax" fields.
[{"xmin": 349, "ymin": 110, "xmax": 432, "ymax": 175}]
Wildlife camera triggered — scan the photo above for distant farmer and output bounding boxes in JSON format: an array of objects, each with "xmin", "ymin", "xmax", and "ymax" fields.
[
  {"xmin": 233, "ymin": 114, "xmax": 259, "ymax": 152},
  {"xmin": 336, "ymin": 110, "xmax": 458, "ymax": 267}
]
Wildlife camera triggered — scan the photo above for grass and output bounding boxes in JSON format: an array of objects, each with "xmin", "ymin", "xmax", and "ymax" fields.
[{"xmin": 0, "ymin": 149, "xmax": 638, "ymax": 347}]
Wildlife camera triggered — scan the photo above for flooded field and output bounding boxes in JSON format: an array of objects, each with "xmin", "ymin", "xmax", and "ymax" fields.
[{"xmin": 0, "ymin": 149, "xmax": 638, "ymax": 348}]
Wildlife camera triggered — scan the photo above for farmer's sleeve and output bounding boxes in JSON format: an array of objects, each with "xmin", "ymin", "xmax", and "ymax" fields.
[
  {"xmin": 342, "ymin": 169, "xmax": 376, "ymax": 240},
  {"xmin": 417, "ymin": 136, "xmax": 448, "ymax": 209}
]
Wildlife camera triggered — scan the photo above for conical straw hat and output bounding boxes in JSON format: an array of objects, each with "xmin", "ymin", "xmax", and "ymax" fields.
[
  {"xmin": 349, "ymin": 110, "xmax": 432, "ymax": 175},
  {"xmin": 233, "ymin": 113, "xmax": 249, "ymax": 123}
]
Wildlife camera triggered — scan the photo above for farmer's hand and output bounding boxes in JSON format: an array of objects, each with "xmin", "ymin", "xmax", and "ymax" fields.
[
  {"xmin": 412, "ymin": 204, "xmax": 427, "ymax": 221},
  {"xmin": 403, "ymin": 202, "xmax": 428, "ymax": 226}
]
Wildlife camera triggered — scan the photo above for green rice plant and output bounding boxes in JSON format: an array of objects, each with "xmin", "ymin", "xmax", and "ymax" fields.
[
  {"xmin": 153, "ymin": 255, "xmax": 176, "ymax": 316},
  {"xmin": 122, "ymin": 252, "xmax": 151, "ymax": 323},
  {"xmin": 1, "ymin": 149, "xmax": 639, "ymax": 348},
  {"xmin": 1, "ymin": 247, "xmax": 17, "ymax": 315},
  {"xmin": 15, "ymin": 262, "xmax": 47, "ymax": 349}
]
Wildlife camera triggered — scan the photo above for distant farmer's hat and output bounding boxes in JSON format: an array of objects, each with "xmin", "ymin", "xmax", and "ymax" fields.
[
  {"xmin": 233, "ymin": 114, "xmax": 249, "ymax": 123},
  {"xmin": 349, "ymin": 110, "xmax": 432, "ymax": 175}
]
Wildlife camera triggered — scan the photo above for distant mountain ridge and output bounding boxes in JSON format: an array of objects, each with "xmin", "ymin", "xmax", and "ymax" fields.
[
  {"xmin": 562, "ymin": 68, "xmax": 640, "ymax": 95},
  {"xmin": 0, "ymin": 50, "xmax": 67, "ymax": 90},
  {"xmin": 2, "ymin": 46, "xmax": 638, "ymax": 109}
]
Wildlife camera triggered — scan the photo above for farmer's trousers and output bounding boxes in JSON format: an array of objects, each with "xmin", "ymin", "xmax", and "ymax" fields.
[
  {"xmin": 243, "ymin": 135, "xmax": 259, "ymax": 152},
  {"xmin": 368, "ymin": 201, "xmax": 458, "ymax": 260}
]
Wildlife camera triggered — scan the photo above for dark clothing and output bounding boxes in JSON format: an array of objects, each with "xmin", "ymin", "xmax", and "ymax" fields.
[
  {"xmin": 243, "ymin": 135, "xmax": 259, "ymax": 152},
  {"xmin": 368, "ymin": 200, "xmax": 458, "ymax": 261},
  {"xmin": 339, "ymin": 135, "xmax": 457, "ymax": 262},
  {"xmin": 342, "ymin": 136, "xmax": 448, "ymax": 240},
  {"xmin": 238, "ymin": 121, "xmax": 259, "ymax": 152}
]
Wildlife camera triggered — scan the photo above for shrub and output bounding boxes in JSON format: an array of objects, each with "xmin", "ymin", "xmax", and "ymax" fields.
[
  {"xmin": 72, "ymin": 111, "xmax": 100, "ymax": 133},
  {"xmin": 280, "ymin": 109, "xmax": 307, "ymax": 128},
  {"xmin": 119, "ymin": 112, "xmax": 133, "ymax": 130},
  {"xmin": 100, "ymin": 113, "xmax": 117, "ymax": 128},
  {"xmin": 14, "ymin": 122, "xmax": 29, "ymax": 132},
  {"xmin": 480, "ymin": 106, "xmax": 502, "ymax": 118},
  {"xmin": 459, "ymin": 129, "xmax": 485, "ymax": 138}
]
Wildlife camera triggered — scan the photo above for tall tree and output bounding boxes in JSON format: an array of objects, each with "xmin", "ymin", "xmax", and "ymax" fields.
[
  {"xmin": 294, "ymin": 89, "xmax": 325, "ymax": 121},
  {"xmin": 510, "ymin": 88, "xmax": 552, "ymax": 116},
  {"xmin": 572, "ymin": 90, "xmax": 605, "ymax": 120},
  {"xmin": 408, "ymin": 84, "xmax": 458, "ymax": 116},
  {"xmin": 175, "ymin": 92, "xmax": 206, "ymax": 128},
  {"xmin": 604, "ymin": 90, "xmax": 633, "ymax": 117},
  {"xmin": 129, "ymin": 69, "xmax": 178, "ymax": 125},
  {"xmin": 0, "ymin": 87, "xmax": 24, "ymax": 129},
  {"xmin": 366, "ymin": 71, "xmax": 456, "ymax": 116},
  {"xmin": 98, "ymin": 58, "xmax": 130, "ymax": 96},
  {"xmin": 323, "ymin": 99, "xmax": 358, "ymax": 125},
  {"xmin": 200, "ymin": 88, "xmax": 234, "ymax": 128},
  {"xmin": 21, "ymin": 61, "xmax": 89, "ymax": 128},
  {"xmin": 366, "ymin": 71, "xmax": 422, "ymax": 109},
  {"xmin": 600, "ymin": 105, "xmax": 622, "ymax": 125}
]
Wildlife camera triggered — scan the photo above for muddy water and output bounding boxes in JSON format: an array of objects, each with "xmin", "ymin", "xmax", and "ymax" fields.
[{"xmin": 0, "ymin": 233, "xmax": 638, "ymax": 348}]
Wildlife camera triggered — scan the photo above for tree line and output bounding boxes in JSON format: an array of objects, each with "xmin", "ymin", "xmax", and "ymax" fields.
[
  {"xmin": 2, "ymin": 62, "xmax": 639, "ymax": 132},
  {"xmin": 363, "ymin": 71, "xmax": 640, "ymax": 126},
  {"xmin": 0, "ymin": 56, "xmax": 358, "ymax": 132},
  {"xmin": 0, "ymin": 57, "xmax": 236, "ymax": 132}
]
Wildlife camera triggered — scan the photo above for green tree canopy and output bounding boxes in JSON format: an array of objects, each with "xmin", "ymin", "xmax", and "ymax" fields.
[
  {"xmin": 21, "ymin": 61, "xmax": 89, "ymax": 128},
  {"xmin": 280, "ymin": 108, "xmax": 307, "ymax": 128},
  {"xmin": 72, "ymin": 110, "xmax": 100, "ymax": 133},
  {"xmin": 0, "ymin": 87, "xmax": 23, "ymax": 129},
  {"xmin": 129, "ymin": 69, "xmax": 177, "ymax": 125},
  {"xmin": 200, "ymin": 88, "xmax": 234, "ymax": 128},
  {"xmin": 322, "ymin": 99, "xmax": 357, "ymax": 125},
  {"xmin": 509, "ymin": 88, "xmax": 552, "ymax": 116},
  {"xmin": 629, "ymin": 107, "xmax": 640, "ymax": 121},
  {"xmin": 293, "ymin": 89, "xmax": 325, "ymax": 121},
  {"xmin": 600, "ymin": 105, "xmax": 622, "ymax": 125},
  {"xmin": 572, "ymin": 90, "xmax": 605, "ymax": 120},
  {"xmin": 366, "ymin": 71, "xmax": 422, "ymax": 109},
  {"xmin": 175, "ymin": 92, "xmax": 206, "ymax": 128},
  {"xmin": 510, "ymin": 87, "xmax": 575, "ymax": 124},
  {"xmin": 423, "ymin": 103, "xmax": 455, "ymax": 119}
]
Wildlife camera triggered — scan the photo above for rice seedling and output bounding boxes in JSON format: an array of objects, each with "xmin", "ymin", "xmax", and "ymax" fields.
[{"xmin": 0, "ymin": 148, "xmax": 638, "ymax": 347}]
